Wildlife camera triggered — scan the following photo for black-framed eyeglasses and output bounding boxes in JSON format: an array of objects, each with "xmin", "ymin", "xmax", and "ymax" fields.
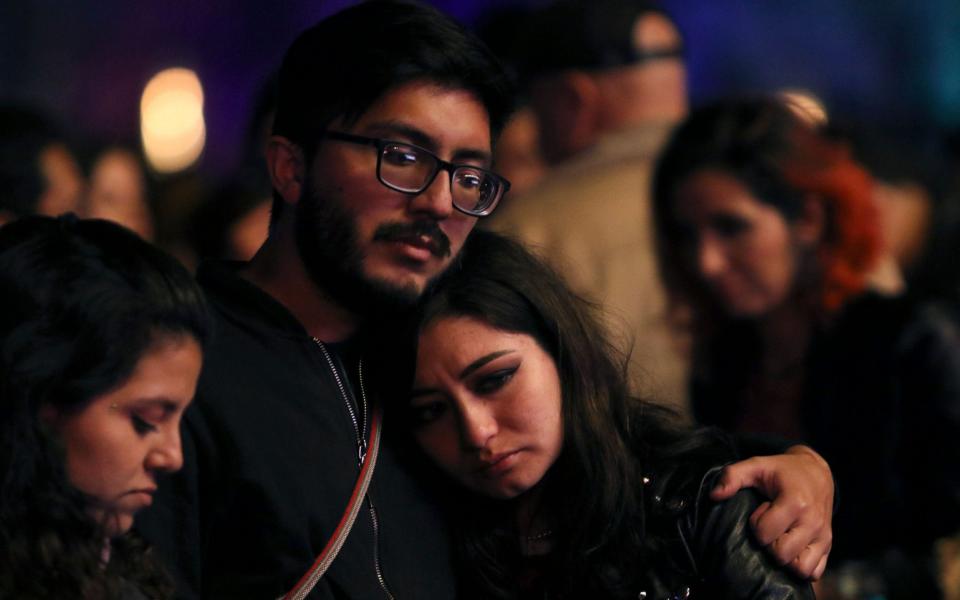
[{"xmin": 319, "ymin": 130, "xmax": 510, "ymax": 217}]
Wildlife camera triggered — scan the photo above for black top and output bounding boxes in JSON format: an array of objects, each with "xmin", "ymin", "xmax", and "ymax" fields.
[
  {"xmin": 693, "ymin": 292, "xmax": 960, "ymax": 595},
  {"xmin": 136, "ymin": 262, "xmax": 455, "ymax": 599}
]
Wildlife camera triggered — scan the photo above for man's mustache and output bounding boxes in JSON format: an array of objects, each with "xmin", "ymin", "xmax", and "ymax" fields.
[{"xmin": 373, "ymin": 221, "xmax": 451, "ymax": 258}]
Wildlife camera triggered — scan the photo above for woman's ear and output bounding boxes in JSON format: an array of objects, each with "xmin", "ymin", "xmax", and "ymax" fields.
[
  {"xmin": 795, "ymin": 195, "xmax": 825, "ymax": 246},
  {"xmin": 265, "ymin": 136, "xmax": 305, "ymax": 207}
]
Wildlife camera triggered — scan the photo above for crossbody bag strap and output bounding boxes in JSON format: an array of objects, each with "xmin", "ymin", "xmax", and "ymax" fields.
[{"xmin": 279, "ymin": 404, "xmax": 384, "ymax": 600}]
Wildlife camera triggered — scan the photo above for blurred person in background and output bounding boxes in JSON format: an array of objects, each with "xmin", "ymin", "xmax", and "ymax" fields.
[
  {"xmin": 0, "ymin": 215, "xmax": 209, "ymax": 599},
  {"xmin": 488, "ymin": 0, "xmax": 691, "ymax": 412},
  {"xmin": 0, "ymin": 105, "xmax": 85, "ymax": 224},
  {"xmin": 189, "ymin": 179, "xmax": 270, "ymax": 261},
  {"xmin": 186, "ymin": 77, "xmax": 274, "ymax": 261},
  {"xmin": 476, "ymin": 6, "xmax": 548, "ymax": 201},
  {"xmin": 652, "ymin": 97, "xmax": 960, "ymax": 598},
  {"xmin": 84, "ymin": 144, "xmax": 156, "ymax": 241}
]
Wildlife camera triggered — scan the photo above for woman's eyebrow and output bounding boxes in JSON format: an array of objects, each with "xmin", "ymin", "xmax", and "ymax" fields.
[
  {"xmin": 409, "ymin": 349, "xmax": 516, "ymax": 398},
  {"xmin": 459, "ymin": 350, "xmax": 514, "ymax": 379}
]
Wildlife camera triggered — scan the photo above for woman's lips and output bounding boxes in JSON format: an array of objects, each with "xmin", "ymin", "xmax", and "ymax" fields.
[{"xmin": 475, "ymin": 450, "xmax": 521, "ymax": 478}]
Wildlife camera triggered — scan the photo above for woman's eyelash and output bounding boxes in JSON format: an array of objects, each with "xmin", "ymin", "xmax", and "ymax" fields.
[
  {"xmin": 410, "ymin": 402, "xmax": 446, "ymax": 426},
  {"xmin": 475, "ymin": 367, "xmax": 518, "ymax": 393},
  {"xmin": 132, "ymin": 414, "xmax": 158, "ymax": 435}
]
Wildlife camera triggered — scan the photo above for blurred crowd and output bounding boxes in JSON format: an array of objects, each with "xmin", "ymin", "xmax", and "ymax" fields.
[{"xmin": 3, "ymin": 1, "xmax": 960, "ymax": 598}]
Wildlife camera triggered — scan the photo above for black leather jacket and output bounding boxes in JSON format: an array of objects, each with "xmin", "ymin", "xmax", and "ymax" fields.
[{"xmin": 638, "ymin": 466, "xmax": 814, "ymax": 599}]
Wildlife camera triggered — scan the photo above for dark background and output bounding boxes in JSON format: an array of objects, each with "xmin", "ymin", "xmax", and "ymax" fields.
[{"xmin": 3, "ymin": 0, "xmax": 958, "ymax": 177}]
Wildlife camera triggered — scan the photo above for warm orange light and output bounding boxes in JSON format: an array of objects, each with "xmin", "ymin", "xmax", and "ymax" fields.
[{"xmin": 140, "ymin": 68, "xmax": 206, "ymax": 173}]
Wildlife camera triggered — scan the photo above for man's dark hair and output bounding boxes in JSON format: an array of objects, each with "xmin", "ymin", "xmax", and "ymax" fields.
[{"xmin": 270, "ymin": 0, "xmax": 514, "ymax": 222}]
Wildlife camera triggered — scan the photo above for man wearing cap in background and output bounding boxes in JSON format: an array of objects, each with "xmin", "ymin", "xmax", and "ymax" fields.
[{"xmin": 488, "ymin": 0, "xmax": 691, "ymax": 412}]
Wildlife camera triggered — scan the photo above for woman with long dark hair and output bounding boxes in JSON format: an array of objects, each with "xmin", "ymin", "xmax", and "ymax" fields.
[
  {"xmin": 386, "ymin": 229, "xmax": 815, "ymax": 598},
  {"xmin": 652, "ymin": 97, "xmax": 960, "ymax": 597},
  {"xmin": 0, "ymin": 215, "xmax": 210, "ymax": 598}
]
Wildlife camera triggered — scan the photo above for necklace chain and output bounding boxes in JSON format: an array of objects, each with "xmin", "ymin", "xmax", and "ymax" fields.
[{"xmin": 521, "ymin": 529, "xmax": 554, "ymax": 542}]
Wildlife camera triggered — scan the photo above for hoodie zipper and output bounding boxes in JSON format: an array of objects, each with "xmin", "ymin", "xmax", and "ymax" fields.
[{"xmin": 313, "ymin": 339, "xmax": 393, "ymax": 598}]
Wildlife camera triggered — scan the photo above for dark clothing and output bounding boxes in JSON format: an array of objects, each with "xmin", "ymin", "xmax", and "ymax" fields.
[
  {"xmin": 693, "ymin": 292, "xmax": 960, "ymax": 595},
  {"xmin": 136, "ymin": 262, "xmax": 455, "ymax": 599},
  {"xmin": 642, "ymin": 467, "xmax": 814, "ymax": 599},
  {"xmin": 507, "ymin": 438, "xmax": 812, "ymax": 599}
]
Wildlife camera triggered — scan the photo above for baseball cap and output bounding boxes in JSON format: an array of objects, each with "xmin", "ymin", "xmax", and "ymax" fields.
[{"xmin": 517, "ymin": 0, "xmax": 683, "ymax": 79}]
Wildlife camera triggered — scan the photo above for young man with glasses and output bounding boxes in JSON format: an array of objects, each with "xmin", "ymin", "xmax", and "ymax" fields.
[
  {"xmin": 138, "ymin": 2, "xmax": 833, "ymax": 598},
  {"xmin": 138, "ymin": 4, "xmax": 511, "ymax": 598}
]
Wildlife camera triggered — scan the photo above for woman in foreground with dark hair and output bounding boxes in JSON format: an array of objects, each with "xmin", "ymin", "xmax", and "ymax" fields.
[
  {"xmin": 0, "ymin": 215, "xmax": 209, "ymax": 599},
  {"xmin": 390, "ymin": 229, "xmax": 814, "ymax": 598},
  {"xmin": 652, "ymin": 97, "xmax": 960, "ymax": 597}
]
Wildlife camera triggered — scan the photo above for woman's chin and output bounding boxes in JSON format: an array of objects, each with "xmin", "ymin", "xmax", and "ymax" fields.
[{"xmin": 90, "ymin": 507, "xmax": 134, "ymax": 538}]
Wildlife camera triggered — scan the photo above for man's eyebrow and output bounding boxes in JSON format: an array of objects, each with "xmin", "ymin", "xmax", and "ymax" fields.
[{"xmin": 363, "ymin": 120, "xmax": 491, "ymax": 164}]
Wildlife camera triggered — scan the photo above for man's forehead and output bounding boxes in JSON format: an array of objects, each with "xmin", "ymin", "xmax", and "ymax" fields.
[{"xmin": 351, "ymin": 81, "xmax": 493, "ymax": 155}]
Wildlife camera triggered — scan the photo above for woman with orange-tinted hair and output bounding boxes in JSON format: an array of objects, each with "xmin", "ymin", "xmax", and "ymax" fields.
[{"xmin": 652, "ymin": 97, "xmax": 960, "ymax": 598}]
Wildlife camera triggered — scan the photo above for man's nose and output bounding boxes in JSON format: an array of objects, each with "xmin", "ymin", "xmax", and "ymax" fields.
[{"xmin": 408, "ymin": 170, "xmax": 455, "ymax": 220}]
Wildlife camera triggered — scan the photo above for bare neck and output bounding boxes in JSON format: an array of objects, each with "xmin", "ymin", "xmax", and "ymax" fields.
[{"xmin": 243, "ymin": 230, "xmax": 360, "ymax": 342}]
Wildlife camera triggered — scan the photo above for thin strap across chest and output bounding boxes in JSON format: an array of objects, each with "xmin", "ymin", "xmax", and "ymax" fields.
[{"xmin": 279, "ymin": 403, "xmax": 383, "ymax": 600}]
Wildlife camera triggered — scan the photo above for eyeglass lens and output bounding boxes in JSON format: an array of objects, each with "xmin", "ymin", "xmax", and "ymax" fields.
[{"xmin": 379, "ymin": 143, "xmax": 499, "ymax": 214}]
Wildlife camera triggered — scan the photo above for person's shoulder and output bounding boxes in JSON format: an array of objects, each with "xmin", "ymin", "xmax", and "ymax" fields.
[
  {"xmin": 671, "ymin": 465, "xmax": 815, "ymax": 598},
  {"xmin": 636, "ymin": 417, "xmax": 738, "ymax": 513}
]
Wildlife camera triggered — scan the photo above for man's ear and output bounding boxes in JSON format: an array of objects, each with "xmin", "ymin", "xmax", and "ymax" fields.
[
  {"xmin": 266, "ymin": 136, "xmax": 305, "ymax": 206},
  {"xmin": 560, "ymin": 71, "xmax": 602, "ymax": 151},
  {"xmin": 795, "ymin": 195, "xmax": 826, "ymax": 246}
]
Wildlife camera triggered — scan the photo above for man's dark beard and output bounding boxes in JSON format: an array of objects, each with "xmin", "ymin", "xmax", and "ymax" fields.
[{"xmin": 294, "ymin": 178, "xmax": 446, "ymax": 317}]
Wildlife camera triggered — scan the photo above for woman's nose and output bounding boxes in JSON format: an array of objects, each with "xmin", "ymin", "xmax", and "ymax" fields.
[
  {"xmin": 458, "ymin": 402, "xmax": 498, "ymax": 450},
  {"xmin": 145, "ymin": 427, "xmax": 184, "ymax": 473},
  {"xmin": 697, "ymin": 236, "xmax": 727, "ymax": 279}
]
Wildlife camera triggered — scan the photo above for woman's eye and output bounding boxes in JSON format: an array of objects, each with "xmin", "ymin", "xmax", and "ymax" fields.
[
  {"xmin": 409, "ymin": 401, "xmax": 447, "ymax": 426},
  {"xmin": 711, "ymin": 214, "xmax": 750, "ymax": 238},
  {"xmin": 131, "ymin": 414, "xmax": 158, "ymax": 435},
  {"xmin": 473, "ymin": 367, "xmax": 517, "ymax": 394}
]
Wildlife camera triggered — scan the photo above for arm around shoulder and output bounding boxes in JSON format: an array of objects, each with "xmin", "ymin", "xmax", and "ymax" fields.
[{"xmin": 688, "ymin": 468, "xmax": 816, "ymax": 599}]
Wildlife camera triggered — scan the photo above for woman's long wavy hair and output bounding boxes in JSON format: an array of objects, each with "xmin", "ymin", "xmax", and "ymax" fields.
[
  {"xmin": 652, "ymin": 97, "xmax": 882, "ymax": 332},
  {"xmin": 388, "ymin": 229, "xmax": 725, "ymax": 599},
  {"xmin": 0, "ymin": 215, "xmax": 210, "ymax": 599}
]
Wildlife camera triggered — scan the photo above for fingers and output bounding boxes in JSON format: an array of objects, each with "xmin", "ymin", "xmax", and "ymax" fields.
[
  {"xmin": 770, "ymin": 525, "xmax": 814, "ymax": 567},
  {"xmin": 710, "ymin": 457, "xmax": 767, "ymax": 500},
  {"xmin": 751, "ymin": 496, "xmax": 805, "ymax": 546},
  {"xmin": 812, "ymin": 552, "xmax": 829, "ymax": 580},
  {"xmin": 784, "ymin": 538, "xmax": 832, "ymax": 579},
  {"xmin": 750, "ymin": 493, "xmax": 833, "ymax": 580},
  {"xmin": 748, "ymin": 500, "xmax": 772, "ymax": 535}
]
